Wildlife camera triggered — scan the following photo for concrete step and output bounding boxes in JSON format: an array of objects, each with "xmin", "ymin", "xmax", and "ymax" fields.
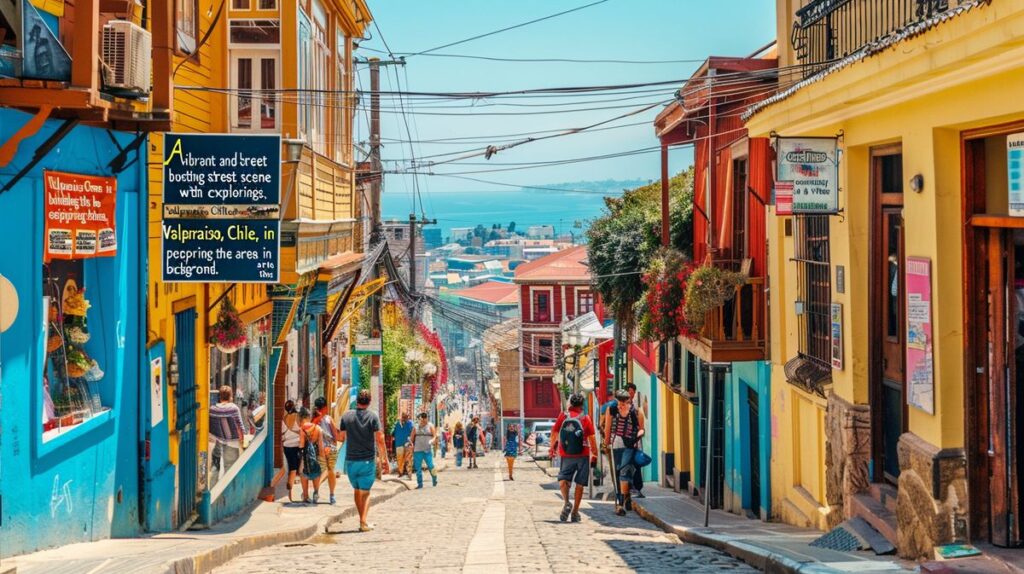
[
  {"xmin": 851, "ymin": 492, "xmax": 899, "ymax": 548},
  {"xmin": 870, "ymin": 482, "xmax": 899, "ymax": 514}
]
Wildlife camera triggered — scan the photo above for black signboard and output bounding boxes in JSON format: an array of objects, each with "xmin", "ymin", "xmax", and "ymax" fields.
[{"xmin": 162, "ymin": 133, "xmax": 281, "ymax": 283}]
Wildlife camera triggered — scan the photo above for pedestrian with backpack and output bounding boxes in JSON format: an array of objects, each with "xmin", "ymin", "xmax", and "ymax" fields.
[
  {"xmin": 297, "ymin": 407, "xmax": 324, "ymax": 504},
  {"xmin": 602, "ymin": 389, "xmax": 646, "ymax": 516},
  {"xmin": 313, "ymin": 396, "xmax": 341, "ymax": 504},
  {"xmin": 466, "ymin": 416, "xmax": 485, "ymax": 469},
  {"xmin": 550, "ymin": 393, "xmax": 598, "ymax": 523}
]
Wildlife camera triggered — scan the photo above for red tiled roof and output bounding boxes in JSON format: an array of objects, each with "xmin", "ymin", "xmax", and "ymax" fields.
[
  {"xmin": 452, "ymin": 281, "xmax": 519, "ymax": 305},
  {"xmin": 513, "ymin": 245, "xmax": 590, "ymax": 283}
]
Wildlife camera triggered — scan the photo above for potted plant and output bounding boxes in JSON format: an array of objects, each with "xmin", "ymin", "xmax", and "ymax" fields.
[
  {"xmin": 638, "ymin": 248, "xmax": 698, "ymax": 342},
  {"xmin": 210, "ymin": 298, "xmax": 247, "ymax": 354}
]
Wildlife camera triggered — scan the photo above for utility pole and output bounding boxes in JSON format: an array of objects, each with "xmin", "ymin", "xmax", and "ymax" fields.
[
  {"xmin": 407, "ymin": 212, "xmax": 437, "ymax": 294},
  {"xmin": 368, "ymin": 57, "xmax": 384, "ymax": 432}
]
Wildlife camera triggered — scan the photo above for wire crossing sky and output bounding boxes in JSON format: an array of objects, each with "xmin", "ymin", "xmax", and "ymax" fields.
[{"xmin": 355, "ymin": 0, "xmax": 776, "ymax": 199}]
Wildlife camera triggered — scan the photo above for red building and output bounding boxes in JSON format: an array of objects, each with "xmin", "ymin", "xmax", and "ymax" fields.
[{"xmin": 511, "ymin": 246, "xmax": 598, "ymax": 421}]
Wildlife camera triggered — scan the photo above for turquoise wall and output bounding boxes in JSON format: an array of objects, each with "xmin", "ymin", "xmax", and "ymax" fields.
[{"xmin": 0, "ymin": 108, "xmax": 145, "ymax": 556}]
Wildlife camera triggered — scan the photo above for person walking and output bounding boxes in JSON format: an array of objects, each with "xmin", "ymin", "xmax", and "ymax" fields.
[
  {"xmin": 297, "ymin": 407, "xmax": 324, "ymax": 504},
  {"xmin": 410, "ymin": 413, "xmax": 438, "ymax": 488},
  {"xmin": 338, "ymin": 389, "xmax": 389, "ymax": 532},
  {"xmin": 440, "ymin": 424, "xmax": 451, "ymax": 459},
  {"xmin": 550, "ymin": 393, "xmax": 598, "ymax": 523},
  {"xmin": 452, "ymin": 422, "xmax": 466, "ymax": 467},
  {"xmin": 392, "ymin": 413, "xmax": 414, "ymax": 478},
  {"xmin": 623, "ymin": 383, "xmax": 646, "ymax": 499},
  {"xmin": 503, "ymin": 424, "xmax": 520, "ymax": 481},
  {"xmin": 280, "ymin": 400, "xmax": 301, "ymax": 502},
  {"xmin": 602, "ymin": 389, "xmax": 646, "ymax": 516},
  {"xmin": 209, "ymin": 386, "xmax": 245, "ymax": 488},
  {"xmin": 466, "ymin": 416, "xmax": 485, "ymax": 469},
  {"xmin": 313, "ymin": 397, "xmax": 341, "ymax": 504}
]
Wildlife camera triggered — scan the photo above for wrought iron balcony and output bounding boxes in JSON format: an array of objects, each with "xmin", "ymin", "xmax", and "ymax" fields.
[
  {"xmin": 680, "ymin": 259, "xmax": 767, "ymax": 364},
  {"xmin": 791, "ymin": 0, "xmax": 954, "ymax": 74}
]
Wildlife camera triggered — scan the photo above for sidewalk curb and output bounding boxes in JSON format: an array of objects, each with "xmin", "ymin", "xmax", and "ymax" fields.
[
  {"xmin": 632, "ymin": 500, "xmax": 827, "ymax": 574},
  {"xmin": 165, "ymin": 483, "xmax": 405, "ymax": 574}
]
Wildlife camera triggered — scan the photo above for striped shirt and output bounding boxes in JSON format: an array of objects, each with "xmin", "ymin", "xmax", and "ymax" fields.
[{"xmin": 210, "ymin": 401, "xmax": 245, "ymax": 446}]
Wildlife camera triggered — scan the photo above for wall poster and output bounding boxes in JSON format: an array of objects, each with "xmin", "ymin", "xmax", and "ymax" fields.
[
  {"xmin": 43, "ymin": 171, "xmax": 117, "ymax": 261},
  {"xmin": 776, "ymin": 136, "xmax": 840, "ymax": 214},
  {"xmin": 906, "ymin": 257, "xmax": 934, "ymax": 414},
  {"xmin": 1009, "ymin": 132, "xmax": 1024, "ymax": 216}
]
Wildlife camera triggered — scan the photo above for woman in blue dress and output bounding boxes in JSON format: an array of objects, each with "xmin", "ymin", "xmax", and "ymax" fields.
[{"xmin": 504, "ymin": 424, "xmax": 520, "ymax": 480}]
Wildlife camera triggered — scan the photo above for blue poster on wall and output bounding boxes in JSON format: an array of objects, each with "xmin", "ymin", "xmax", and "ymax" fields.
[{"xmin": 161, "ymin": 134, "xmax": 281, "ymax": 283}]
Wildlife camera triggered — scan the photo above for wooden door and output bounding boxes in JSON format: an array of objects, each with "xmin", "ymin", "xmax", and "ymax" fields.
[{"xmin": 871, "ymin": 148, "xmax": 906, "ymax": 484}]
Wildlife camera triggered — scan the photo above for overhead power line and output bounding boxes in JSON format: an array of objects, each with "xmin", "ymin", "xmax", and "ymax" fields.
[{"xmin": 404, "ymin": 0, "xmax": 611, "ymax": 57}]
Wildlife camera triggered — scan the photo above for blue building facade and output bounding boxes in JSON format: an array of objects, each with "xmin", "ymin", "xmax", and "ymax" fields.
[{"xmin": 0, "ymin": 108, "xmax": 147, "ymax": 556}]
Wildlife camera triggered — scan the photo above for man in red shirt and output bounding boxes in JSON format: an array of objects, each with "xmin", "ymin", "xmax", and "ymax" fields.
[{"xmin": 549, "ymin": 393, "xmax": 598, "ymax": 523}]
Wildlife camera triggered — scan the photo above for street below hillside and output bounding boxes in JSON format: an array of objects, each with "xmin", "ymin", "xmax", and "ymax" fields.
[{"xmin": 213, "ymin": 455, "xmax": 756, "ymax": 573}]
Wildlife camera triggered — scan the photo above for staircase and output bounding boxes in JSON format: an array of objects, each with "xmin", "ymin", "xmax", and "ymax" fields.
[{"xmin": 850, "ymin": 483, "xmax": 899, "ymax": 548}]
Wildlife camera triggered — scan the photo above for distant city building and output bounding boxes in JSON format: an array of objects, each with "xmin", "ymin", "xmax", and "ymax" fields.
[
  {"xmin": 422, "ymin": 227, "xmax": 443, "ymax": 249},
  {"xmin": 526, "ymin": 225, "xmax": 555, "ymax": 239},
  {"xmin": 523, "ymin": 246, "xmax": 559, "ymax": 261},
  {"xmin": 449, "ymin": 227, "xmax": 473, "ymax": 242},
  {"xmin": 452, "ymin": 281, "xmax": 520, "ymax": 320}
]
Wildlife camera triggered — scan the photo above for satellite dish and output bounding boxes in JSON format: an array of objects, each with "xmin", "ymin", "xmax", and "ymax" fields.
[{"xmin": 0, "ymin": 274, "xmax": 18, "ymax": 333}]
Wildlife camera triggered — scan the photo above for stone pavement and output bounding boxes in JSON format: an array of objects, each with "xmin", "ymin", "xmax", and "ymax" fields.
[
  {"xmin": 214, "ymin": 454, "xmax": 755, "ymax": 573},
  {"xmin": 6, "ymin": 458, "xmax": 449, "ymax": 574}
]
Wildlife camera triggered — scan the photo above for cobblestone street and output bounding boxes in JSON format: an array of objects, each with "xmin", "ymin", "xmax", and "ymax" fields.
[{"xmin": 214, "ymin": 456, "xmax": 756, "ymax": 573}]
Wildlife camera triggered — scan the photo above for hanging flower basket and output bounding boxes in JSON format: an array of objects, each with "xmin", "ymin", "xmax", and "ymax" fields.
[
  {"xmin": 210, "ymin": 298, "xmax": 247, "ymax": 354},
  {"xmin": 638, "ymin": 248, "xmax": 697, "ymax": 342},
  {"xmin": 682, "ymin": 264, "xmax": 748, "ymax": 332}
]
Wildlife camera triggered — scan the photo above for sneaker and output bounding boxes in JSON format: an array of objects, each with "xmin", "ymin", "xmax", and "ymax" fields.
[
  {"xmin": 359, "ymin": 523, "xmax": 375, "ymax": 532},
  {"xmin": 571, "ymin": 512, "xmax": 582, "ymax": 523},
  {"xmin": 312, "ymin": 492, "xmax": 319, "ymax": 504},
  {"xmin": 329, "ymin": 495, "xmax": 336, "ymax": 505},
  {"xmin": 635, "ymin": 491, "xmax": 646, "ymax": 499},
  {"xmin": 416, "ymin": 484, "xmax": 423, "ymax": 489},
  {"xmin": 432, "ymin": 475, "xmax": 438, "ymax": 487},
  {"xmin": 615, "ymin": 505, "xmax": 626, "ymax": 516},
  {"xmin": 560, "ymin": 501, "xmax": 573, "ymax": 522}
]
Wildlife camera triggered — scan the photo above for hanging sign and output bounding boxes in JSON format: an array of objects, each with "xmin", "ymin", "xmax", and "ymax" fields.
[
  {"xmin": 43, "ymin": 171, "xmax": 117, "ymax": 262},
  {"xmin": 352, "ymin": 334, "xmax": 383, "ymax": 355},
  {"xmin": 161, "ymin": 133, "xmax": 281, "ymax": 283},
  {"xmin": 905, "ymin": 257, "xmax": 934, "ymax": 414},
  {"xmin": 1008, "ymin": 132, "xmax": 1024, "ymax": 216},
  {"xmin": 776, "ymin": 137, "xmax": 840, "ymax": 214}
]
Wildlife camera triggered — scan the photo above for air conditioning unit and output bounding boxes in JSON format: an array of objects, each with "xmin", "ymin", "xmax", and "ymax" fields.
[{"xmin": 101, "ymin": 20, "xmax": 151, "ymax": 93}]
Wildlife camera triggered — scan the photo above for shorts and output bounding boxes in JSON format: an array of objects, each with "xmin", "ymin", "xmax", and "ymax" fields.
[
  {"xmin": 318, "ymin": 447, "xmax": 339, "ymax": 472},
  {"xmin": 613, "ymin": 448, "xmax": 637, "ymax": 482},
  {"xmin": 283, "ymin": 446, "xmax": 301, "ymax": 473},
  {"xmin": 468, "ymin": 440, "xmax": 478, "ymax": 454},
  {"xmin": 345, "ymin": 459, "xmax": 376, "ymax": 491},
  {"xmin": 557, "ymin": 456, "xmax": 590, "ymax": 486}
]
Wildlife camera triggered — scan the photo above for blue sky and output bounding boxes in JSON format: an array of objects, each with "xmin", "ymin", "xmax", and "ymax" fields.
[{"xmin": 355, "ymin": 0, "xmax": 776, "ymax": 205}]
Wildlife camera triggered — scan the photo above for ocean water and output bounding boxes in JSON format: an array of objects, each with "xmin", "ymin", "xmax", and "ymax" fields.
[{"xmin": 381, "ymin": 190, "xmax": 621, "ymax": 242}]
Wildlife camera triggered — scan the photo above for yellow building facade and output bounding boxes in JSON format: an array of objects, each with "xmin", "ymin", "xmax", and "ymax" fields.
[
  {"xmin": 147, "ymin": 0, "xmax": 370, "ymax": 527},
  {"xmin": 747, "ymin": 0, "xmax": 1024, "ymax": 558}
]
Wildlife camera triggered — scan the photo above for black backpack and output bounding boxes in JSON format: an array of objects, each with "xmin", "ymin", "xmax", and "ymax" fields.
[
  {"xmin": 467, "ymin": 425, "xmax": 478, "ymax": 442},
  {"xmin": 302, "ymin": 429, "xmax": 322, "ymax": 477},
  {"xmin": 559, "ymin": 413, "xmax": 586, "ymax": 456}
]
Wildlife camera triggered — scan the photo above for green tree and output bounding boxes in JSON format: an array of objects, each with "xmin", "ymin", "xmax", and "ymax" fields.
[{"xmin": 585, "ymin": 167, "xmax": 694, "ymax": 328}]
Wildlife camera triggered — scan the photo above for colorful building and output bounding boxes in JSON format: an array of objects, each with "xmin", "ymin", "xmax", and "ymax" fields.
[
  {"xmin": 145, "ymin": 0, "xmax": 370, "ymax": 529},
  {"xmin": 653, "ymin": 51, "xmax": 777, "ymax": 519},
  {"xmin": 451, "ymin": 281, "xmax": 520, "ymax": 319},
  {"xmin": 745, "ymin": 0, "xmax": 1024, "ymax": 557},
  {"xmin": 511, "ymin": 246, "xmax": 597, "ymax": 424},
  {"xmin": 0, "ymin": 0, "xmax": 174, "ymax": 554}
]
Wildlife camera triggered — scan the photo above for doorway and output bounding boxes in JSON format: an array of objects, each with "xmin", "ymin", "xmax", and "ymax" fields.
[
  {"xmin": 173, "ymin": 308, "xmax": 198, "ymax": 527},
  {"xmin": 747, "ymin": 385, "xmax": 761, "ymax": 517},
  {"xmin": 870, "ymin": 146, "xmax": 906, "ymax": 485},
  {"xmin": 964, "ymin": 123, "xmax": 1024, "ymax": 547}
]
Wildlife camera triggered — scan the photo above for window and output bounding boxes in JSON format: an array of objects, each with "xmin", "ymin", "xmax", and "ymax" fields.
[
  {"xmin": 231, "ymin": 0, "xmax": 250, "ymax": 9},
  {"xmin": 334, "ymin": 30, "xmax": 348, "ymax": 163},
  {"xmin": 534, "ymin": 380, "xmax": 554, "ymax": 406},
  {"xmin": 297, "ymin": 13, "xmax": 312, "ymax": 140},
  {"xmin": 208, "ymin": 315, "xmax": 271, "ymax": 485},
  {"xmin": 176, "ymin": 0, "xmax": 198, "ymax": 54},
  {"xmin": 257, "ymin": 0, "xmax": 276, "ymax": 9},
  {"xmin": 537, "ymin": 338, "xmax": 553, "ymax": 366},
  {"xmin": 230, "ymin": 52, "xmax": 278, "ymax": 131},
  {"xmin": 42, "ymin": 261, "xmax": 112, "ymax": 441},
  {"xmin": 229, "ymin": 20, "xmax": 281, "ymax": 44},
  {"xmin": 310, "ymin": 0, "xmax": 329, "ymax": 155},
  {"xmin": 577, "ymin": 290, "xmax": 594, "ymax": 315},
  {"xmin": 533, "ymin": 291, "xmax": 550, "ymax": 322},
  {"xmin": 794, "ymin": 215, "xmax": 832, "ymax": 366}
]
